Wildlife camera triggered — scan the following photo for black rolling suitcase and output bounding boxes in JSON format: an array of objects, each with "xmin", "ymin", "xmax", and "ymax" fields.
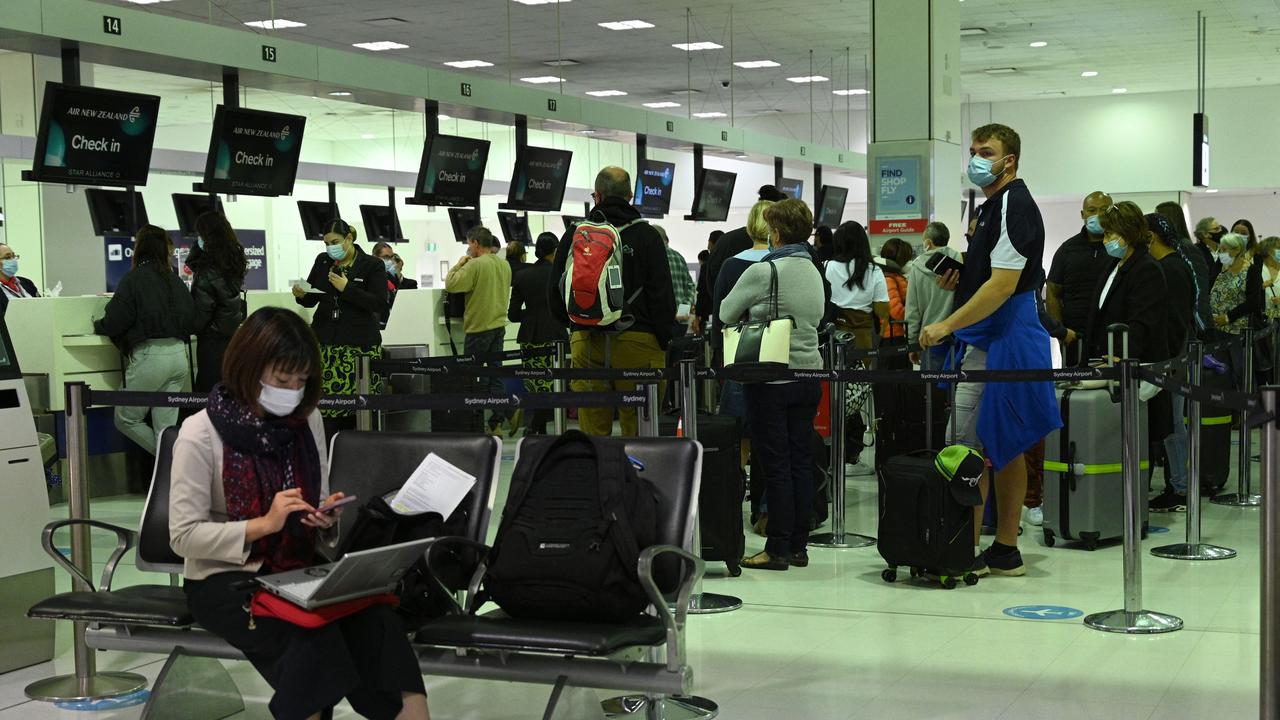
[
  {"xmin": 661, "ymin": 414, "xmax": 745, "ymax": 576},
  {"xmin": 1198, "ymin": 363, "xmax": 1234, "ymax": 494}
]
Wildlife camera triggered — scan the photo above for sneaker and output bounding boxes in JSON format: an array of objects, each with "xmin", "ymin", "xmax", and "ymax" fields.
[
  {"xmin": 966, "ymin": 554, "xmax": 990, "ymax": 578},
  {"xmin": 1149, "ymin": 490, "xmax": 1188, "ymax": 513},
  {"xmin": 982, "ymin": 547, "xmax": 1026, "ymax": 577},
  {"xmin": 1026, "ymin": 506, "xmax": 1044, "ymax": 526}
]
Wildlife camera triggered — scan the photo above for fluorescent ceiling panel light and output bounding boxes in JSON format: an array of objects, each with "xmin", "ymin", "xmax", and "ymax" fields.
[
  {"xmin": 328, "ymin": 91, "xmax": 353, "ymax": 97},
  {"xmin": 599, "ymin": 20, "xmax": 654, "ymax": 30},
  {"xmin": 1081, "ymin": 70, "xmax": 1099, "ymax": 77},
  {"xmin": 513, "ymin": 0, "xmax": 570, "ymax": 4},
  {"xmin": 352, "ymin": 41, "xmax": 409, "ymax": 51},
  {"xmin": 444, "ymin": 60, "xmax": 493, "ymax": 68},
  {"xmin": 1206, "ymin": 188, "xmax": 1219, "ymax": 193},
  {"xmin": 672, "ymin": 42, "xmax": 723, "ymax": 51},
  {"xmin": 361, "ymin": 134, "xmax": 376, "ymax": 139},
  {"xmin": 1029, "ymin": 41, "xmax": 1048, "ymax": 47},
  {"xmin": 1112, "ymin": 87, "xmax": 1128, "ymax": 93},
  {"xmin": 786, "ymin": 75, "xmax": 830, "ymax": 83},
  {"xmin": 643, "ymin": 102, "xmax": 681, "ymax": 108},
  {"xmin": 833, "ymin": 88, "xmax": 869, "ymax": 95},
  {"xmin": 520, "ymin": 76, "xmax": 564, "ymax": 84},
  {"xmin": 960, "ymin": 27, "xmax": 987, "ymax": 36},
  {"xmin": 693, "ymin": 111, "xmax": 727, "ymax": 118},
  {"xmin": 123, "ymin": 0, "xmax": 174, "ymax": 4},
  {"xmin": 542, "ymin": 59, "xmax": 580, "ymax": 67},
  {"xmin": 983, "ymin": 67, "xmax": 1018, "ymax": 75},
  {"xmin": 244, "ymin": 19, "xmax": 305, "ymax": 29},
  {"xmin": 585, "ymin": 90, "xmax": 628, "ymax": 97},
  {"xmin": 437, "ymin": 114, "xmax": 453, "ymax": 121},
  {"xmin": 734, "ymin": 60, "xmax": 780, "ymax": 68}
]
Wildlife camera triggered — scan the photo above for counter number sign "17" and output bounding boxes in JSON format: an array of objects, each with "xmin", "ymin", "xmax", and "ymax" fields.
[{"xmin": 103, "ymin": 16, "xmax": 122, "ymax": 35}]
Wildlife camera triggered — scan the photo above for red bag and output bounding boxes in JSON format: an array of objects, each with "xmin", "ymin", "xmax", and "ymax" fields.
[{"xmin": 249, "ymin": 590, "xmax": 399, "ymax": 629}]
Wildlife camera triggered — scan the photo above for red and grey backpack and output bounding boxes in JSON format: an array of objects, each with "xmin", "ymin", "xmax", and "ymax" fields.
[{"xmin": 560, "ymin": 215, "xmax": 645, "ymax": 328}]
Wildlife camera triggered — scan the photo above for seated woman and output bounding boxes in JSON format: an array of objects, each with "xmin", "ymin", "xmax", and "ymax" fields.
[{"xmin": 171, "ymin": 307, "xmax": 430, "ymax": 720}]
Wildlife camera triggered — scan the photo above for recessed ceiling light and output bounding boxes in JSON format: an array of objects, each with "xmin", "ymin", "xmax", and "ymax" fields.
[
  {"xmin": 960, "ymin": 27, "xmax": 988, "ymax": 36},
  {"xmin": 585, "ymin": 90, "xmax": 628, "ymax": 97},
  {"xmin": 520, "ymin": 76, "xmax": 564, "ymax": 84},
  {"xmin": 734, "ymin": 60, "xmax": 780, "ymax": 69},
  {"xmin": 328, "ymin": 91, "xmax": 353, "ymax": 97},
  {"xmin": 579, "ymin": 129, "xmax": 597, "ymax": 134},
  {"xmin": 1112, "ymin": 87, "xmax": 1128, "ymax": 94},
  {"xmin": 244, "ymin": 19, "xmax": 306, "ymax": 29},
  {"xmin": 833, "ymin": 88, "xmax": 870, "ymax": 96},
  {"xmin": 693, "ymin": 111, "xmax": 728, "ymax": 118},
  {"xmin": 352, "ymin": 41, "xmax": 409, "ymax": 51},
  {"xmin": 1029, "ymin": 41, "xmax": 1048, "ymax": 48},
  {"xmin": 542, "ymin": 59, "xmax": 581, "ymax": 67},
  {"xmin": 735, "ymin": 153, "xmax": 750, "ymax": 158},
  {"xmin": 1206, "ymin": 188, "xmax": 1219, "ymax": 193},
  {"xmin": 437, "ymin": 114, "xmax": 453, "ymax": 121},
  {"xmin": 670, "ymin": 88, "xmax": 703, "ymax": 96},
  {"xmin": 672, "ymin": 42, "xmax": 723, "ymax": 51},
  {"xmin": 444, "ymin": 60, "xmax": 494, "ymax": 68},
  {"xmin": 361, "ymin": 134, "xmax": 376, "ymax": 139},
  {"xmin": 122, "ymin": 0, "xmax": 174, "ymax": 4},
  {"xmin": 1081, "ymin": 70, "xmax": 1099, "ymax": 77},
  {"xmin": 513, "ymin": 0, "xmax": 569, "ymax": 4},
  {"xmin": 786, "ymin": 75, "xmax": 830, "ymax": 83},
  {"xmin": 598, "ymin": 20, "xmax": 654, "ymax": 30},
  {"xmin": 643, "ymin": 101, "xmax": 681, "ymax": 108},
  {"xmin": 983, "ymin": 67, "xmax": 1018, "ymax": 75}
]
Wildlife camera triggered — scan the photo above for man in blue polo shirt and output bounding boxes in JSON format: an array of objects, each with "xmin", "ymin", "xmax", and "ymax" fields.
[{"xmin": 920, "ymin": 123, "xmax": 1062, "ymax": 577}]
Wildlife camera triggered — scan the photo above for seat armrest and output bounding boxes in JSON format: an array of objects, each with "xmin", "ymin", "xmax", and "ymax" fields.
[
  {"xmin": 423, "ymin": 537, "xmax": 492, "ymax": 616},
  {"xmin": 637, "ymin": 545, "xmax": 704, "ymax": 673},
  {"xmin": 41, "ymin": 519, "xmax": 137, "ymax": 593}
]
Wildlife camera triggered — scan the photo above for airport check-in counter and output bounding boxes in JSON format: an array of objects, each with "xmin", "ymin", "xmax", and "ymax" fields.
[{"xmin": 384, "ymin": 288, "xmax": 520, "ymax": 358}]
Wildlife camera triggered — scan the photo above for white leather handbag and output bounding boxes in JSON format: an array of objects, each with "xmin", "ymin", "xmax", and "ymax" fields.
[{"xmin": 722, "ymin": 261, "xmax": 794, "ymax": 373}]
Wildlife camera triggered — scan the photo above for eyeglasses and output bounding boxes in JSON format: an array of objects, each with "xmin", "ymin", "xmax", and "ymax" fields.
[{"xmin": 0, "ymin": 253, "xmax": 18, "ymax": 260}]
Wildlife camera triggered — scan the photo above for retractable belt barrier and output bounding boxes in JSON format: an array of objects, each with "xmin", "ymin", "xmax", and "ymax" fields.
[{"xmin": 86, "ymin": 389, "xmax": 648, "ymax": 412}]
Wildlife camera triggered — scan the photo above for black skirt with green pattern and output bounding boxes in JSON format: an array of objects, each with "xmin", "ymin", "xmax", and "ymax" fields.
[{"xmin": 320, "ymin": 344, "xmax": 382, "ymax": 418}]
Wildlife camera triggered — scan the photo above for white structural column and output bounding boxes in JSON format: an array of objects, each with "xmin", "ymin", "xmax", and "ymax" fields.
[{"xmin": 867, "ymin": 0, "xmax": 962, "ymax": 247}]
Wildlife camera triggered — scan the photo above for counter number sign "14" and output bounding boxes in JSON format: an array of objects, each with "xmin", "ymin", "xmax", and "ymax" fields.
[{"xmin": 103, "ymin": 16, "xmax": 122, "ymax": 35}]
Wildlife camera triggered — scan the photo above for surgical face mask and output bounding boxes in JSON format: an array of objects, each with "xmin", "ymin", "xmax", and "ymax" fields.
[
  {"xmin": 1103, "ymin": 237, "xmax": 1127, "ymax": 259},
  {"xmin": 259, "ymin": 382, "xmax": 305, "ymax": 417},
  {"xmin": 1207, "ymin": 228, "xmax": 1226, "ymax": 245},
  {"xmin": 1, "ymin": 259, "xmax": 16, "ymax": 277},
  {"xmin": 966, "ymin": 154, "xmax": 1009, "ymax": 188},
  {"xmin": 196, "ymin": 237, "xmax": 205, "ymax": 250},
  {"xmin": 1273, "ymin": 250, "xmax": 1280, "ymax": 263},
  {"xmin": 383, "ymin": 258, "xmax": 397, "ymax": 275},
  {"xmin": 1219, "ymin": 252, "xmax": 1235, "ymax": 268},
  {"xmin": 1085, "ymin": 214, "xmax": 1104, "ymax": 236},
  {"xmin": 326, "ymin": 243, "xmax": 347, "ymax": 261}
]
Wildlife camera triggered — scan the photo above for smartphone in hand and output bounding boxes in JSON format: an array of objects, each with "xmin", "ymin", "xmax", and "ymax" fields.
[
  {"xmin": 315, "ymin": 495, "xmax": 358, "ymax": 515},
  {"xmin": 925, "ymin": 252, "xmax": 964, "ymax": 277}
]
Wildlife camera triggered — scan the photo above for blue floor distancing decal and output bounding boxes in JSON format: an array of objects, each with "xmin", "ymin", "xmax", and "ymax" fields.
[
  {"xmin": 1148, "ymin": 526, "xmax": 1171, "ymax": 534},
  {"xmin": 55, "ymin": 688, "xmax": 150, "ymax": 711},
  {"xmin": 1003, "ymin": 605, "xmax": 1084, "ymax": 621}
]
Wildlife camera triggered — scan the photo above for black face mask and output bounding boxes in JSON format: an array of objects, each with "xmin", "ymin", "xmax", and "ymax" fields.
[{"xmin": 1208, "ymin": 227, "xmax": 1227, "ymax": 244}]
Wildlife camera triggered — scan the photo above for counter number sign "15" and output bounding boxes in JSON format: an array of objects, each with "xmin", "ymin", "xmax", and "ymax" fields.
[
  {"xmin": 103, "ymin": 16, "xmax": 122, "ymax": 35},
  {"xmin": 262, "ymin": 45, "xmax": 278, "ymax": 63}
]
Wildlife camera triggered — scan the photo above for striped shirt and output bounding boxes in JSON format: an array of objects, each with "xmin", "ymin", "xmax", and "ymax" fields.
[{"xmin": 665, "ymin": 245, "xmax": 695, "ymax": 307}]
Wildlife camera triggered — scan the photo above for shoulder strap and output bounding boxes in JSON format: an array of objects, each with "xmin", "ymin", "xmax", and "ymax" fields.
[
  {"xmin": 767, "ymin": 261, "xmax": 780, "ymax": 320},
  {"xmin": 587, "ymin": 435, "xmax": 645, "ymax": 566},
  {"xmin": 494, "ymin": 431, "xmax": 587, "ymax": 542}
]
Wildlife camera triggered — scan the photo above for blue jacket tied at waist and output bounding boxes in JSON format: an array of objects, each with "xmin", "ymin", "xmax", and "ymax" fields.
[{"xmin": 951, "ymin": 290, "xmax": 1062, "ymax": 471}]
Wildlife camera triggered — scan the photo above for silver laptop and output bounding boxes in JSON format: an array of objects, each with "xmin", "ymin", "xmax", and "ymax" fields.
[{"xmin": 256, "ymin": 538, "xmax": 433, "ymax": 610}]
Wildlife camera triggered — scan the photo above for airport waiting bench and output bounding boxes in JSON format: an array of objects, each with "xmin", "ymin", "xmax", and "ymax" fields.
[{"xmin": 26, "ymin": 428, "xmax": 708, "ymax": 720}]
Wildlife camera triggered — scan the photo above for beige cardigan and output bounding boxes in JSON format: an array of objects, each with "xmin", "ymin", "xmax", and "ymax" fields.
[{"xmin": 169, "ymin": 409, "xmax": 332, "ymax": 581}]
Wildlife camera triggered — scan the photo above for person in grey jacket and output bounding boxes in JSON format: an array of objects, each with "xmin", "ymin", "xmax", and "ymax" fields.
[
  {"xmin": 905, "ymin": 221, "xmax": 962, "ymax": 369},
  {"xmin": 719, "ymin": 199, "xmax": 825, "ymax": 572}
]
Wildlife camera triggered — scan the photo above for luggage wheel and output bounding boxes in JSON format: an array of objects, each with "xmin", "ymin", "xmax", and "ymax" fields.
[
  {"xmin": 1081, "ymin": 532, "xmax": 1101, "ymax": 552},
  {"xmin": 726, "ymin": 561, "xmax": 742, "ymax": 578},
  {"xmin": 881, "ymin": 568, "xmax": 897, "ymax": 583},
  {"xmin": 1043, "ymin": 529, "xmax": 1056, "ymax": 548},
  {"xmin": 940, "ymin": 576, "xmax": 958, "ymax": 590},
  {"xmin": 963, "ymin": 573, "xmax": 979, "ymax": 586}
]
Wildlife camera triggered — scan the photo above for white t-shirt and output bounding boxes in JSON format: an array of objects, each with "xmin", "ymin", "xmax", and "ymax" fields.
[{"xmin": 825, "ymin": 261, "xmax": 889, "ymax": 312}]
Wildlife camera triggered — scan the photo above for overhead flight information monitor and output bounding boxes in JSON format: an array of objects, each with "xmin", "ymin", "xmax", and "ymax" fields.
[
  {"xmin": 359, "ymin": 205, "xmax": 405, "ymax": 243},
  {"xmin": 298, "ymin": 200, "xmax": 336, "ymax": 241},
  {"xmin": 29, "ymin": 83, "xmax": 161, "ymax": 187},
  {"xmin": 504, "ymin": 146, "xmax": 572, "ymax": 212},
  {"xmin": 816, "ymin": 185, "xmax": 849, "ymax": 227},
  {"xmin": 687, "ymin": 169, "xmax": 737, "ymax": 223},
  {"xmin": 497, "ymin": 212, "xmax": 532, "ymax": 246},
  {"xmin": 448, "ymin": 208, "xmax": 482, "ymax": 243},
  {"xmin": 202, "ymin": 105, "xmax": 306, "ymax": 197},
  {"xmin": 413, "ymin": 133, "xmax": 491, "ymax": 207},
  {"xmin": 779, "ymin": 178, "xmax": 804, "ymax": 200},
  {"xmin": 85, "ymin": 189, "xmax": 149, "ymax": 237},
  {"xmin": 634, "ymin": 159, "xmax": 676, "ymax": 217}
]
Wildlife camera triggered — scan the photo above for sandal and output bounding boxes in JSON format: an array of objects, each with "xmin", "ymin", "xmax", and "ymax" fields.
[{"xmin": 741, "ymin": 551, "xmax": 789, "ymax": 571}]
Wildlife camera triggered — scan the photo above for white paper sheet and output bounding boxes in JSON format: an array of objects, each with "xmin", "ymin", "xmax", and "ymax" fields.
[
  {"xmin": 291, "ymin": 279, "xmax": 326, "ymax": 294},
  {"xmin": 676, "ymin": 303, "xmax": 691, "ymax": 318},
  {"xmin": 390, "ymin": 453, "xmax": 477, "ymax": 517}
]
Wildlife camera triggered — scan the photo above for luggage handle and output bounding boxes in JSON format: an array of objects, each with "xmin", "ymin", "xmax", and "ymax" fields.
[{"xmin": 1106, "ymin": 324, "xmax": 1130, "ymax": 403}]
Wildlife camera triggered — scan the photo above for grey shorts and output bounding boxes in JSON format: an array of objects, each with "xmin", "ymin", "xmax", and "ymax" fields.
[{"xmin": 945, "ymin": 347, "xmax": 985, "ymax": 451}]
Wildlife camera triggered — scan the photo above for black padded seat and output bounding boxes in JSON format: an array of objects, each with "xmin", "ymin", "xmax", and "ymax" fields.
[
  {"xmin": 415, "ymin": 611, "xmax": 666, "ymax": 656},
  {"xmin": 28, "ymin": 585, "xmax": 193, "ymax": 627}
]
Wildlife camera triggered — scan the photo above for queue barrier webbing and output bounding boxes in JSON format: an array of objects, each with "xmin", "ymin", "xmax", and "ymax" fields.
[{"xmin": 86, "ymin": 389, "xmax": 648, "ymax": 412}]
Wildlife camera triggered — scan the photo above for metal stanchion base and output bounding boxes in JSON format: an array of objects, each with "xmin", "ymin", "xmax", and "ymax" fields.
[
  {"xmin": 807, "ymin": 532, "xmax": 876, "ymax": 549},
  {"xmin": 1083, "ymin": 609, "xmax": 1184, "ymax": 634},
  {"xmin": 602, "ymin": 694, "xmax": 718, "ymax": 719},
  {"xmin": 686, "ymin": 592, "xmax": 742, "ymax": 615},
  {"xmin": 25, "ymin": 671, "xmax": 148, "ymax": 703},
  {"xmin": 1150, "ymin": 542, "xmax": 1237, "ymax": 560},
  {"xmin": 1210, "ymin": 492, "xmax": 1263, "ymax": 507}
]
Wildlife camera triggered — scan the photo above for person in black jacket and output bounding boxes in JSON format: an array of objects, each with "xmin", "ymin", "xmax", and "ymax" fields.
[
  {"xmin": 548, "ymin": 167, "xmax": 676, "ymax": 437},
  {"xmin": 1155, "ymin": 202, "xmax": 1214, "ymax": 339},
  {"xmin": 187, "ymin": 212, "xmax": 247, "ymax": 392},
  {"xmin": 292, "ymin": 219, "xmax": 388, "ymax": 438},
  {"xmin": 391, "ymin": 255, "xmax": 418, "ymax": 290},
  {"xmin": 94, "ymin": 225, "xmax": 195, "ymax": 455},
  {"xmin": 691, "ymin": 185, "xmax": 789, "ymax": 337},
  {"xmin": 508, "ymin": 233, "xmax": 567, "ymax": 435}
]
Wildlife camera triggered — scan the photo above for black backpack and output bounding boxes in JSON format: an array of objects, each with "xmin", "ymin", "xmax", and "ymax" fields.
[{"xmin": 484, "ymin": 431, "xmax": 659, "ymax": 622}]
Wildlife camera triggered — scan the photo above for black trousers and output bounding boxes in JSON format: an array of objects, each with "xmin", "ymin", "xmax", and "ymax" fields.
[
  {"xmin": 195, "ymin": 333, "xmax": 231, "ymax": 393},
  {"xmin": 185, "ymin": 572, "xmax": 426, "ymax": 720},
  {"xmin": 744, "ymin": 380, "xmax": 822, "ymax": 556}
]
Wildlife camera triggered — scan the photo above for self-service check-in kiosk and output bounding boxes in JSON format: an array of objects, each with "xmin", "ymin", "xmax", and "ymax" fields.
[{"xmin": 0, "ymin": 316, "xmax": 55, "ymax": 671}]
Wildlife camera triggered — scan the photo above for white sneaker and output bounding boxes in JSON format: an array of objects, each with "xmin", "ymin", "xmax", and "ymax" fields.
[{"xmin": 1026, "ymin": 506, "xmax": 1044, "ymax": 526}]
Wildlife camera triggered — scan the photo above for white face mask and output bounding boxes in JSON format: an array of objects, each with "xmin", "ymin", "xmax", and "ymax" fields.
[
  {"xmin": 259, "ymin": 381, "xmax": 305, "ymax": 417},
  {"xmin": 1219, "ymin": 252, "xmax": 1235, "ymax": 268}
]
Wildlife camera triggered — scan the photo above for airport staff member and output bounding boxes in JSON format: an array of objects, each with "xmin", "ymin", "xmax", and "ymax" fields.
[
  {"xmin": 293, "ymin": 219, "xmax": 388, "ymax": 439},
  {"xmin": 445, "ymin": 225, "xmax": 513, "ymax": 435},
  {"xmin": 0, "ymin": 243, "xmax": 39, "ymax": 317},
  {"xmin": 507, "ymin": 232, "xmax": 566, "ymax": 435}
]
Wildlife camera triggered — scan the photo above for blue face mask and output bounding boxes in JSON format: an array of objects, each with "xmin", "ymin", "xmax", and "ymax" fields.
[
  {"xmin": 1085, "ymin": 215, "xmax": 1104, "ymax": 236},
  {"xmin": 326, "ymin": 244, "xmax": 347, "ymax": 261},
  {"xmin": 966, "ymin": 154, "xmax": 1008, "ymax": 188},
  {"xmin": 1104, "ymin": 237, "xmax": 1127, "ymax": 259},
  {"xmin": 196, "ymin": 237, "xmax": 205, "ymax": 250},
  {"xmin": 1, "ymin": 259, "xmax": 16, "ymax": 277},
  {"xmin": 383, "ymin": 259, "xmax": 397, "ymax": 275},
  {"xmin": 1273, "ymin": 250, "xmax": 1280, "ymax": 263}
]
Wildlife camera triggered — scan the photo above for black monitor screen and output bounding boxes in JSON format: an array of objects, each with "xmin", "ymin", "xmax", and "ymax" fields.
[
  {"xmin": 85, "ymin": 189, "xmax": 149, "ymax": 237},
  {"xmin": 448, "ymin": 208, "xmax": 482, "ymax": 243},
  {"xmin": 634, "ymin": 159, "xmax": 676, "ymax": 217},
  {"xmin": 414, "ymin": 133, "xmax": 491, "ymax": 207},
  {"xmin": 497, "ymin": 212, "xmax": 531, "ymax": 246},
  {"xmin": 30, "ymin": 83, "xmax": 161, "ymax": 187},
  {"xmin": 561, "ymin": 215, "xmax": 584, "ymax": 232},
  {"xmin": 172, "ymin": 194, "xmax": 225, "ymax": 237},
  {"xmin": 692, "ymin": 169, "xmax": 737, "ymax": 223},
  {"xmin": 359, "ymin": 205, "xmax": 405, "ymax": 243},
  {"xmin": 202, "ymin": 105, "xmax": 306, "ymax": 197},
  {"xmin": 0, "ymin": 317, "xmax": 18, "ymax": 380},
  {"xmin": 816, "ymin": 185, "xmax": 849, "ymax": 227},
  {"xmin": 506, "ymin": 146, "xmax": 572, "ymax": 212},
  {"xmin": 298, "ymin": 201, "xmax": 336, "ymax": 241},
  {"xmin": 779, "ymin": 178, "xmax": 804, "ymax": 200}
]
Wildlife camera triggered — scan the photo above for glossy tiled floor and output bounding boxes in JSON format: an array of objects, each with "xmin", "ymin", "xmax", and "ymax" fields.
[{"xmin": 0, "ymin": 435, "xmax": 1264, "ymax": 719}]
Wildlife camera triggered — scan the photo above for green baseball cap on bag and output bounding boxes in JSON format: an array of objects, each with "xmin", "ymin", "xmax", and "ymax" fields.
[{"xmin": 935, "ymin": 445, "xmax": 985, "ymax": 507}]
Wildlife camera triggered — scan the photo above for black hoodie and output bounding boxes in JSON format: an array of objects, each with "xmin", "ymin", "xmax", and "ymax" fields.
[{"xmin": 548, "ymin": 197, "xmax": 677, "ymax": 348}]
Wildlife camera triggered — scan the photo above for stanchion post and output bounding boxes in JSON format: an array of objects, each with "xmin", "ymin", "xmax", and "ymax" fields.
[
  {"xmin": 810, "ymin": 337, "xmax": 874, "ymax": 549},
  {"xmin": 553, "ymin": 341, "xmax": 567, "ymax": 435},
  {"xmin": 641, "ymin": 382, "xmax": 660, "ymax": 438},
  {"xmin": 1214, "ymin": 326, "xmax": 1261, "ymax": 506},
  {"xmin": 356, "ymin": 355, "xmax": 373, "ymax": 432},
  {"xmin": 1152, "ymin": 340, "xmax": 1236, "ymax": 560},
  {"xmin": 1084, "ymin": 359, "xmax": 1183, "ymax": 634},
  {"xmin": 1259, "ymin": 386, "xmax": 1280, "ymax": 718}
]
